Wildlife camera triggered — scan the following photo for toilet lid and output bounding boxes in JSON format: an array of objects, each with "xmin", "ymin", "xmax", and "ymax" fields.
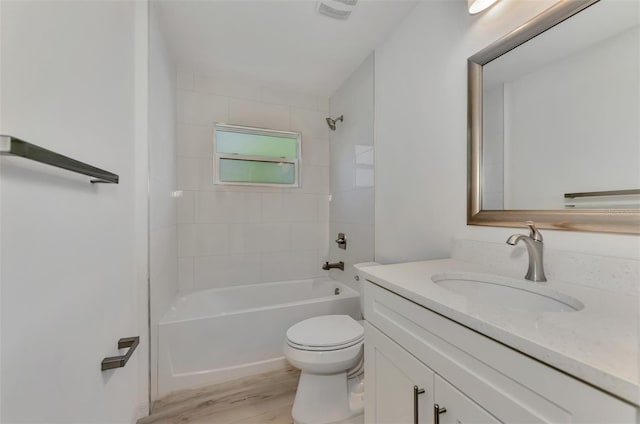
[{"xmin": 286, "ymin": 315, "xmax": 364, "ymax": 348}]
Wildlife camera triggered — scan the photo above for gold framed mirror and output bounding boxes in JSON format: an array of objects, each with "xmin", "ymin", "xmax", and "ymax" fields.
[{"xmin": 467, "ymin": 0, "xmax": 640, "ymax": 235}]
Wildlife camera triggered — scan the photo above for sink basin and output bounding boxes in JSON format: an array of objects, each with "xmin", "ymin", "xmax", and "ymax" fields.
[{"xmin": 431, "ymin": 273, "xmax": 584, "ymax": 313}]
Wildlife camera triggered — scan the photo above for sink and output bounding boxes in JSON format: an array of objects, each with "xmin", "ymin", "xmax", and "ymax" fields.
[{"xmin": 431, "ymin": 273, "xmax": 584, "ymax": 313}]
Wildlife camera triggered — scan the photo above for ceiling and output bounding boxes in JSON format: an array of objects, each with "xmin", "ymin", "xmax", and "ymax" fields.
[{"xmin": 153, "ymin": 0, "xmax": 418, "ymax": 97}]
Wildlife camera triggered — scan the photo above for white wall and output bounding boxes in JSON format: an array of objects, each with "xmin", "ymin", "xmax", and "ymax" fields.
[
  {"xmin": 328, "ymin": 54, "xmax": 375, "ymax": 291},
  {"xmin": 175, "ymin": 71, "xmax": 330, "ymax": 291},
  {"xmin": 149, "ymin": 5, "xmax": 178, "ymax": 402},
  {"xmin": 0, "ymin": 1, "xmax": 145, "ymax": 422},
  {"xmin": 374, "ymin": 0, "xmax": 640, "ymax": 264}
]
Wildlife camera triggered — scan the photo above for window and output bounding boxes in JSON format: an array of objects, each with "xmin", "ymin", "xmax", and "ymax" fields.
[{"xmin": 214, "ymin": 124, "xmax": 301, "ymax": 187}]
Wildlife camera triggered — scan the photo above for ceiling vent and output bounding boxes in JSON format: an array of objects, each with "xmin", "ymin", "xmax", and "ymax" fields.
[{"xmin": 317, "ymin": 0, "xmax": 358, "ymax": 20}]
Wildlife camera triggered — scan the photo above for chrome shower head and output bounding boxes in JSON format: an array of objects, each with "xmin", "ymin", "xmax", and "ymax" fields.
[{"xmin": 326, "ymin": 115, "xmax": 344, "ymax": 131}]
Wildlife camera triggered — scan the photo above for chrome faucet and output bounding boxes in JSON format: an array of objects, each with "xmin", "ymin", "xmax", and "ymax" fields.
[
  {"xmin": 322, "ymin": 261, "xmax": 344, "ymax": 271},
  {"xmin": 506, "ymin": 222, "xmax": 547, "ymax": 282}
]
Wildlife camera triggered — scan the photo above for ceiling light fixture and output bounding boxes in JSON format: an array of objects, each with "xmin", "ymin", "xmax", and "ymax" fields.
[
  {"xmin": 468, "ymin": 0, "xmax": 500, "ymax": 15},
  {"xmin": 317, "ymin": 0, "xmax": 358, "ymax": 20}
]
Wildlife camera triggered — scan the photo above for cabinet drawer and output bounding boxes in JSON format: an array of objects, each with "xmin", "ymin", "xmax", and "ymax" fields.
[{"xmin": 364, "ymin": 281, "xmax": 637, "ymax": 423}]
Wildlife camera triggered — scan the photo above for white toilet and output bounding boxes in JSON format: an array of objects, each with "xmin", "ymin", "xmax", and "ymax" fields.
[
  {"xmin": 284, "ymin": 315, "xmax": 364, "ymax": 424},
  {"xmin": 284, "ymin": 262, "xmax": 378, "ymax": 424}
]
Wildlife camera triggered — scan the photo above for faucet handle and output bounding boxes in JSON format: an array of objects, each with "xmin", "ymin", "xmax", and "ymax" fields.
[{"xmin": 526, "ymin": 221, "xmax": 543, "ymax": 242}]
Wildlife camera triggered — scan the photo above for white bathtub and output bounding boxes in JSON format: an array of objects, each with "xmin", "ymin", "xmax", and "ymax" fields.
[{"xmin": 157, "ymin": 277, "xmax": 360, "ymax": 397}]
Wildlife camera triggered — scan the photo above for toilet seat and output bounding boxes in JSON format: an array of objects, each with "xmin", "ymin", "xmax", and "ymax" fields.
[
  {"xmin": 286, "ymin": 336, "xmax": 364, "ymax": 352},
  {"xmin": 286, "ymin": 315, "xmax": 364, "ymax": 352}
]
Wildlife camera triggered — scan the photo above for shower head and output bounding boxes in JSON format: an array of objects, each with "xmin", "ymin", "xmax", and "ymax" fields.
[{"xmin": 326, "ymin": 115, "xmax": 344, "ymax": 131}]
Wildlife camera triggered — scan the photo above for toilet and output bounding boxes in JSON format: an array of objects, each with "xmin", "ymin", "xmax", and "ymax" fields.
[
  {"xmin": 284, "ymin": 262, "xmax": 378, "ymax": 424},
  {"xmin": 284, "ymin": 315, "xmax": 364, "ymax": 424}
]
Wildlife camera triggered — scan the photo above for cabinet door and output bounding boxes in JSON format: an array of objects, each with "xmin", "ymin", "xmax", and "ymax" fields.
[
  {"xmin": 434, "ymin": 375, "xmax": 501, "ymax": 424},
  {"xmin": 365, "ymin": 322, "xmax": 435, "ymax": 424}
]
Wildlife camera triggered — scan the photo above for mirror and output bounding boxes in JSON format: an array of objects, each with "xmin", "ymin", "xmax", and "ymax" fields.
[{"xmin": 468, "ymin": 0, "xmax": 640, "ymax": 234}]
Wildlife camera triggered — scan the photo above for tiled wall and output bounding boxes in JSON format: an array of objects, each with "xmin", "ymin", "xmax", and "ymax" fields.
[
  {"xmin": 175, "ymin": 71, "xmax": 330, "ymax": 291},
  {"xmin": 149, "ymin": 8, "xmax": 178, "ymax": 401},
  {"xmin": 328, "ymin": 54, "xmax": 375, "ymax": 291}
]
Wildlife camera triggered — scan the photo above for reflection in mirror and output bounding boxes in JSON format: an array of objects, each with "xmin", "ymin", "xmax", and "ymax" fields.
[{"xmin": 481, "ymin": 0, "xmax": 640, "ymax": 211}]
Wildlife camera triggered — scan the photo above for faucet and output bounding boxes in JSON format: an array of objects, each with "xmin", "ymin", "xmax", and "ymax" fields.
[
  {"xmin": 322, "ymin": 261, "xmax": 344, "ymax": 271},
  {"xmin": 506, "ymin": 222, "xmax": 547, "ymax": 282}
]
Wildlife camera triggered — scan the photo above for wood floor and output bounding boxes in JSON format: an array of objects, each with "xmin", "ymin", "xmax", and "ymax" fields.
[{"xmin": 139, "ymin": 367, "xmax": 300, "ymax": 424}]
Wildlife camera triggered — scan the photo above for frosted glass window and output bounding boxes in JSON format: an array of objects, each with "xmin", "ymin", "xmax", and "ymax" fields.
[
  {"xmin": 214, "ymin": 124, "xmax": 300, "ymax": 187},
  {"xmin": 219, "ymin": 159, "xmax": 295, "ymax": 184},
  {"xmin": 216, "ymin": 131, "xmax": 298, "ymax": 158}
]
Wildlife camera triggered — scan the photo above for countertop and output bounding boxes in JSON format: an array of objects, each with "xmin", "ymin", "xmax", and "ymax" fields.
[{"xmin": 358, "ymin": 259, "xmax": 639, "ymax": 406}]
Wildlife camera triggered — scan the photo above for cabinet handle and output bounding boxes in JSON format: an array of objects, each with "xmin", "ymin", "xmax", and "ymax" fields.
[
  {"xmin": 434, "ymin": 403, "xmax": 447, "ymax": 424},
  {"xmin": 413, "ymin": 385, "xmax": 425, "ymax": 424}
]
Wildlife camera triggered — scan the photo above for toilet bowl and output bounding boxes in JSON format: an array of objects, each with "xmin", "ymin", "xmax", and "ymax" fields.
[{"xmin": 284, "ymin": 315, "xmax": 364, "ymax": 424}]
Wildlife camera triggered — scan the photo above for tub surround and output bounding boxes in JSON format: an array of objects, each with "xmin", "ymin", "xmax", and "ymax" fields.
[
  {"xmin": 175, "ymin": 71, "xmax": 331, "ymax": 293},
  {"xmin": 358, "ymin": 256, "xmax": 639, "ymax": 405}
]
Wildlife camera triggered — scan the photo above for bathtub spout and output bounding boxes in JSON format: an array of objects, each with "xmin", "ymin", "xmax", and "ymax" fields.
[{"xmin": 323, "ymin": 261, "xmax": 344, "ymax": 271}]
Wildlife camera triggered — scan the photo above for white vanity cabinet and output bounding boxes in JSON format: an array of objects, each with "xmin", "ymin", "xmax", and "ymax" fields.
[
  {"xmin": 366, "ymin": 321, "xmax": 500, "ymax": 424},
  {"xmin": 363, "ymin": 281, "xmax": 638, "ymax": 424},
  {"xmin": 365, "ymin": 322, "xmax": 434, "ymax": 423}
]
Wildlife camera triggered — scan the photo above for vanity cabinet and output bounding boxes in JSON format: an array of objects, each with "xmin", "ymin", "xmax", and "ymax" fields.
[
  {"xmin": 366, "ymin": 321, "xmax": 499, "ymax": 423},
  {"xmin": 363, "ymin": 281, "xmax": 638, "ymax": 424},
  {"xmin": 365, "ymin": 322, "xmax": 434, "ymax": 423}
]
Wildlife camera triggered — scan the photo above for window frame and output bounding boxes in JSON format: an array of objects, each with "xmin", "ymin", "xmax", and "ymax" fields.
[{"xmin": 213, "ymin": 123, "xmax": 301, "ymax": 187}]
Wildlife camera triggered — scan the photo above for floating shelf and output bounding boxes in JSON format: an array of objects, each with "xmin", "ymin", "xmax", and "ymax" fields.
[{"xmin": 0, "ymin": 135, "xmax": 119, "ymax": 184}]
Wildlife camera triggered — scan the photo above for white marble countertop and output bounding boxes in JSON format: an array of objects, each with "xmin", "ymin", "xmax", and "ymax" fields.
[{"xmin": 358, "ymin": 259, "xmax": 639, "ymax": 406}]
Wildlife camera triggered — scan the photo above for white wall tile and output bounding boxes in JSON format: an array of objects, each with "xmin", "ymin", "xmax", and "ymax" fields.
[
  {"xmin": 194, "ymin": 75, "xmax": 262, "ymax": 101},
  {"xmin": 195, "ymin": 191, "xmax": 262, "ymax": 223},
  {"xmin": 194, "ymin": 254, "xmax": 261, "ymax": 289},
  {"xmin": 173, "ymin": 75, "xmax": 331, "ymax": 288},
  {"xmin": 261, "ymin": 250, "xmax": 324, "ymax": 282},
  {"xmin": 178, "ymin": 223, "xmax": 229, "ymax": 257},
  {"xmin": 291, "ymin": 107, "xmax": 329, "ymax": 141},
  {"xmin": 178, "ymin": 257, "xmax": 194, "ymax": 293},
  {"xmin": 330, "ymin": 222, "xmax": 374, "ymax": 263},
  {"xmin": 317, "ymin": 97, "xmax": 330, "ymax": 113},
  {"xmin": 317, "ymin": 195, "xmax": 330, "ymax": 223},
  {"xmin": 328, "ymin": 54, "xmax": 375, "ymax": 289},
  {"xmin": 300, "ymin": 165, "xmax": 330, "ymax": 194},
  {"xmin": 228, "ymin": 98, "xmax": 290, "ymax": 130},
  {"xmin": 302, "ymin": 138, "xmax": 330, "ymax": 167},
  {"xmin": 331, "ymin": 136, "xmax": 356, "ymax": 193},
  {"xmin": 177, "ymin": 190, "xmax": 195, "ymax": 223},
  {"xmin": 291, "ymin": 222, "xmax": 329, "ymax": 251},
  {"xmin": 262, "ymin": 193, "xmax": 317, "ymax": 222},
  {"xmin": 177, "ymin": 157, "xmax": 203, "ymax": 190},
  {"xmin": 355, "ymin": 167, "xmax": 374, "ymax": 188},
  {"xmin": 355, "ymin": 145, "xmax": 374, "ymax": 165},
  {"xmin": 261, "ymin": 87, "xmax": 318, "ymax": 110},
  {"xmin": 229, "ymin": 223, "xmax": 291, "ymax": 253},
  {"xmin": 177, "ymin": 90, "xmax": 228, "ymax": 125},
  {"xmin": 330, "ymin": 188, "xmax": 375, "ymax": 226},
  {"xmin": 177, "ymin": 123, "xmax": 213, "ymax": 158},
  {"xmin": 176, "ymin": 70, "xmax": 194, "ymax": 90},
  {"xmin": 150, "ymin": 178, "xmax": 177, "ymax": 230}
]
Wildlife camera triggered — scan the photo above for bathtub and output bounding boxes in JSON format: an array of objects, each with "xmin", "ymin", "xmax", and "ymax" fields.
[{"xmin": 157, "ymin": 277, "xmax": 360, "ymax": 397}]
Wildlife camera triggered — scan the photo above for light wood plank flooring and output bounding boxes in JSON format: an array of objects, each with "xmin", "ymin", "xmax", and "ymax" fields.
[{"xmin": 139, "ymin": 367, "xmax": 300, "ymax": 424}]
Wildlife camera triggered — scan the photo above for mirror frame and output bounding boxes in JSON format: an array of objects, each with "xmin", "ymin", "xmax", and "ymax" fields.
[{"xmin": 467, "ymin": 0, "xmax": 640, "ymax": 235}]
